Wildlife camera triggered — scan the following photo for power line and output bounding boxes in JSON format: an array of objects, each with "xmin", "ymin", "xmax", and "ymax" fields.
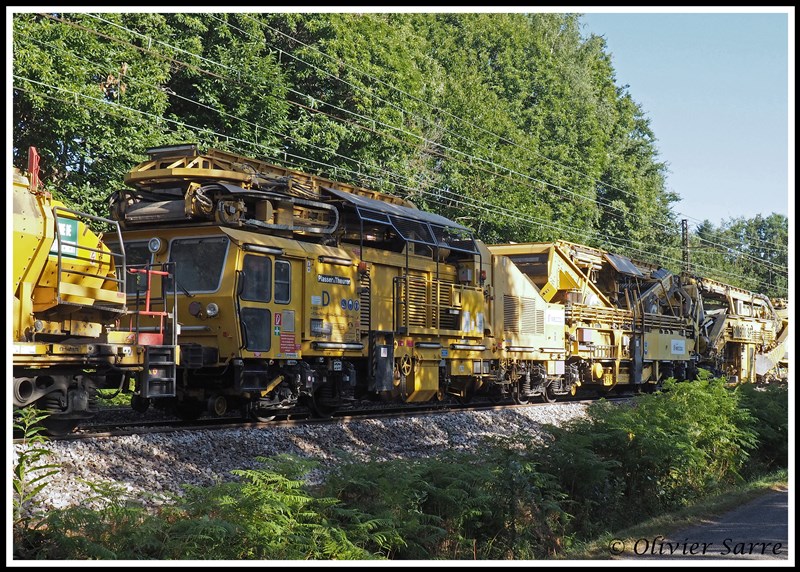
[
  {"xmin": 247, "ymin": 15, "xmax": 677, "ymax": 228},
  {"xmin": 40, "ymin": 11, "xmax": 646, "ymax": 241},
  {"xmin": 692, "ymin": 235, "xmax": 788, "ymax": 270},
  {"xmin": 72, "ymin": 12, "xmax": 673, "ymax": 230},
  {"xmin": 33, "ymin": 13, "xmax": 787, "ymax": 262},
  {"xmin": 251, "ymin": 14, "xmax": 790, "ymax": 255},
  {"xmin": 686, "ymin": 217, "xmax": 789, "ymax": 253},
  {"xmin": 13, "ymin": 75, "xmax": 785, "ymax": 295},
  {"xmin": 253, "ymin": 14, "xmax": 655, "ymax": 208},
  {"xmin": 14, "ymin": 14, "xmax": 788, "ymax": 292}
]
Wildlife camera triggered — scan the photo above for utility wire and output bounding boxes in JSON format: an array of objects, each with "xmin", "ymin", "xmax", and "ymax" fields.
[
  {"xmin": 78, "ymin": 12, "xmax": 673, "ymax": 228},
  {"xmin": 39, "ymin": 12, "xmax": 788, "ymax": 257},
  {"xmin": 13, "ymin": 74, "xmax": 783, "ymax": 294}
]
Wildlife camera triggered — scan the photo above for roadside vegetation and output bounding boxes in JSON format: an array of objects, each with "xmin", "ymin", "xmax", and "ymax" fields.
[{"xmin": 13, "ymin": 374, "xmax": 788, "ymax": 560}]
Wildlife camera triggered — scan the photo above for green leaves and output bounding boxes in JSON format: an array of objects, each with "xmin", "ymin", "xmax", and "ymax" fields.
[
  {"xmin": 689, "ymin": 214, "xmax": 788, "ymax": 297},
  {"xmin": 14, "ymin": 12, "xmax": 683, "ymax": 258},
  {"xmin": 12, "ymin": 407, "xmax": 60, "ymax": 531},
  {"xmin": 536, "ymin": 376, "xmax": 760, "ymax": 533},
  {"xmin": 13, "ymin": 381, "xmax": 785, "ymax": 559},
  {"xmin": 15, "ymin": 11, "xmax": 784, "ymax": 296}
]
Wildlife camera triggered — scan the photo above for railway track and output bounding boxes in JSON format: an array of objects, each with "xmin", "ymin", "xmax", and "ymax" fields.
[{"xmin": 14, "ymin": 395, "xmax": 628, "ymax": 444}]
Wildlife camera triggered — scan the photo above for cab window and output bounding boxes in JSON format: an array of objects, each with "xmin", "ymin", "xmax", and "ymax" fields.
[
  {"xmin": 275, "ymin": 260, "xmax": 291, "ymax": 304},
  {"xmin": 240, "ymin": 254, "xmax": 272, "ymax": 302},
  {"xmin": 241, "ymin": 307, "xmax": 271, "ymax": 351},
  {"xmin": 168, "ymin": 237, "xmax": 229, "ymax": 293},
  {"xmin": 108, "ymin": 240, "xmax": 150, "ymax": 294}
]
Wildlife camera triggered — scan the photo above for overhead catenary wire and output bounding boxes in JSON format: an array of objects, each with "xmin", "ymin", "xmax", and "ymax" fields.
[
  {"xmin": 250, "ymin": 14, "xmax": 791, "ymax": 255},
  {"xmin": 13, "ymin": 75, "xmax": 784, "ymax": 295},
  {"xmin": 35, "ymin": 12, "xmax": 788, "ymax": 258},
  {"xmin": 252, "ymin": 15, "xmax": 655, "ymax": 207},
  {"xmin": 13, "ymin": 83, "xmax": 779, "ymax": 294},
  {"xmin": 15, "ymin": 19, "xmax": 792, "ymax": 286},
  {"xmin": 75, "ymin": 12, "xmax": 674, "ymax": 228},
  {"xmin": 691, "ymin": 235, "xmax": 788, "ymax": 271},
  {"xmin": 22, "ymin": 32, "xmax": 558, "ymax": 217},
  {"xmin": 86, "ymin": 10, "xmax": 783, "ymax": 266},
  {"xmin": 13, "ymin": 14, "xmax": 788, "ymax": 293},
  {"xmin": 685, "ymin": 217, "xmax": 789, "ymax": 254}
]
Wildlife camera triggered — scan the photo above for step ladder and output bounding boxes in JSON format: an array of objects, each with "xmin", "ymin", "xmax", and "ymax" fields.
[{"xmin": 128, "ymin": 264, "xmax": 178, "ymax": 398}]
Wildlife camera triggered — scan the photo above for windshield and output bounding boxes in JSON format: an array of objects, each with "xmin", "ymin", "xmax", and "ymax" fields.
[{"xmin": 168, "ymin": 236, "xmax": 229, "ymax": 294}]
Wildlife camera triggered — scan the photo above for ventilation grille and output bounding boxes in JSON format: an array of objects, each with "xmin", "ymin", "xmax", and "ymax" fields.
[
  {"xmin": 504, "ymin": 295, "xmax": 544, "ymax": 335},
  {"xmin": 404, "ymin": 275, "xmax": 428, "ymax": 328},
  {"xmin": 359, "ymin": 271, "xmax": 371, "ymax": 329},
  {"xmin": 437, "ymin": 283, "xmax": 458, "ymax": 330}
]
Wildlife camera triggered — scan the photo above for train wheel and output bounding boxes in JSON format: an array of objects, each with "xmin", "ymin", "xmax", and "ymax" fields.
[
  {"xmin": 207, "ymin": 394, "xmax": 228, "ymax": 417},
  {"xmin": 512, "ymin": 387, "xmax": 529, "ymax": 405},
  {"xmin": 131, "ymin": 394, "xmax": 151, "ymax": 413},
  {"xmin": 458, "ymin": 380, "xmax": 475, "ymax": 404},
  {"xmin": 542, "ymin": 386, "xmax": 557, "ymax": 404},
  {"xmin": 306, "ymin": 390, "xmax": 337, "ymax": 419},
  {"xmin": 174, "ymin": 400, "xmax": 204, "ymax": 422},
  {"xmin": 241, "ymin": 404, "xmax": 276, "ymax": 423},
  {"xmin": 42, "ymin": 418, "xmax": 79, "ymax": 437}
]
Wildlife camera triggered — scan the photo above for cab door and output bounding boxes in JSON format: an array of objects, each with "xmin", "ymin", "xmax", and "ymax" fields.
[{"xmin": 237, "ymin": 253, "xmax": 273, "ymax": 356}]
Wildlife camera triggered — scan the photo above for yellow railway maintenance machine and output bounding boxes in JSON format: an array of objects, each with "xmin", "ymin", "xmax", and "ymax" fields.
[
  {"xmin": 488, "ymin": 241, "xmax": 699, "ymax": 395},
  {"xmin": 690, "ymin": 277, "xmax": 788, "ymax": 384},
  {"xmin": 12, "ymin": 147, "xmax": 178, "ymax": 434},
  {"xmin": 108, "ymin": 144, "xmax": 493, "ymax": 420}
]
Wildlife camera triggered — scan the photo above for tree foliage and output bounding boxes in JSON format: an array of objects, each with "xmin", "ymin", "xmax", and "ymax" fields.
[
  {"xmin": 689, "ymin": 214, "xmax": 788, "ymax": 298},
  {"xmin": 12, "ymin": 11, "xmax": 786, "ymax": 294},
  {"xmin": 536, "ymin": 374, "xmax": 758, "ymax": 533}
]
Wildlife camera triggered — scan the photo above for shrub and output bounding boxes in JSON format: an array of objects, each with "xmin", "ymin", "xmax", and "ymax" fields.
[
  {"xmin": 12, "ymin": 407, "xmax": 60, "ymax": 558},
  {"xmin": 323, "ymin": 448, "xmax": 569, "ymax": 559},
  {"xmin": 736, "ymin": 382, "xmax": 789, "ymax": 475},
  {"xmin": 536, "ymin": 374, "xmax": 758, "ymax": 530}
]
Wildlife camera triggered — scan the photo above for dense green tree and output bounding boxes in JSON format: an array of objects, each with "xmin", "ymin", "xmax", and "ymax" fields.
[
  {"xmin": 688, "ymin": 214, "xmax": 788, "ymax": 298},
  {"xmin": 13, "ymin": 13, "xmax": 175, "ymax": 214},
  {"xmin": 13, "ymin": 12, "xmax": 289, "ymax": 217},
  {"xmin": 158, "ymin": 13, "xmax": 289, "ymax": 158},
  {"xmin": 12, "ymin": 11, "xmax": 785, "ymax": 295}
]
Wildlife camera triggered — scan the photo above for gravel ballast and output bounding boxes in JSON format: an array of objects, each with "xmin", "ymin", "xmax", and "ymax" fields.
[{"xmin": 13, "ymin": 403, "xmax": 589, "ymax": 512}]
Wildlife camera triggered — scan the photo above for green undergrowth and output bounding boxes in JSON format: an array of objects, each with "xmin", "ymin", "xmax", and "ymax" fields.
[{"xmin": 13, "ymin": 375, "xmax": 788, "ymax": 560}]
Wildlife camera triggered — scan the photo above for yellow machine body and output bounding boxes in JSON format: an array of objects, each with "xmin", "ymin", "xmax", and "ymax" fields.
[
  {"xmin": 103, "ymin": 144, "xmax": 787, "ymax": 424},
  {"xmin": 13, "ymin": 160, "xmax": 177, "ymax": 433}
]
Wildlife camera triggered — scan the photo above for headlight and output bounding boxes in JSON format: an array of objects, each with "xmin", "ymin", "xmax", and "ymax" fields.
[
  {"xmin": 206, "ymin": 303, "xmax": 219, "ymax": 317},
  {"xmin": 148, "ymin": 237, "xmax": 163, "ymax": 254}
]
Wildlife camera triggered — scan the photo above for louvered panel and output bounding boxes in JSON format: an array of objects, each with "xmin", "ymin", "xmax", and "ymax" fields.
[
  {"xmin": 406, "ymin": 277, "xmax": 428, "ymax": 328},
  {"xmin": 359, "ymin": 273, "xmax": 370, "ymax": 328},
  {"xmin": 520, "ymin": 297, "xmax": 538, "ymax": 335},
  {"xmin": 506, "ymin": 296, "xmax": 545, "ymax": 336},
  {"xmin": 535, "ymin": 309, "xmax": 545, "ymax": 335},
  {"xmin": 504, "ymin": 295, "xmax": 520, "ymax": 334},
  {"xmin": 438, "ymin": 284, "xmax": 458, "ymax": 330}
]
